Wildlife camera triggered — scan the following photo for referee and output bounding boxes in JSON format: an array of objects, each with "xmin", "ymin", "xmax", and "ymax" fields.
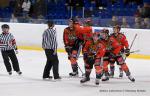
[
  {"xmin": 0, "ymin": 24, "xmax": 22, "ymax": 75},
  {"xmin": 42, "ymin": 20, "xmax": 61, "ymax": 80}
]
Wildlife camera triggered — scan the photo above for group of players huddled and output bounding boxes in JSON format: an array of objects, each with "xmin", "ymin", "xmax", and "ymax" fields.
[{"xmin": 63, "ymin": 18, "xmax": 135, "ymax": 85}]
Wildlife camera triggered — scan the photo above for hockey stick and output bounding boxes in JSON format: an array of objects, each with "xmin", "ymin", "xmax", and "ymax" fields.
[
  {"xmin": 125, "ymin": 33, "xmax": 138, "ymax": 60},
  {"xmin": 77, "ymin": 64, "xmax": 84, "ymax": 76},
  {"xmin": 65, "ymin": 46, "xmax": 84, "ymax": 76},
  {"xmin": 78, "ymin": 50, "xmax": 140, "ymax": 59},
  {"xmin": 129, "ymin": 49, "xmax": 140, "ymax": 53},
  {"xmin": 76, "ymin": 44, "xmax": 82, "ymax": 59},
  {"xmin": 76, "ymin": 43, "xmax": 85, "ymax": 76},
  {"xmin": 129, "ymin": 34, "xmax": 138, "ymax": 50}
]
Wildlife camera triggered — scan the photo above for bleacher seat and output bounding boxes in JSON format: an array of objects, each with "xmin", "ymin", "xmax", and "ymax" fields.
[{"xmin": 0, "ymin": 0, "xmax": 141, "ymax": 20}]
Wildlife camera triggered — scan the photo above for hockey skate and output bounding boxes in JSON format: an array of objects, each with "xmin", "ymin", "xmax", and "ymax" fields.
[
  {"xmin": 95, "ymin": 78, "xmax": 100, "ymax": 85},
  {"xmin": 8, "ymin": 71, "xmax": 12, "ymax": 75},
  {"xmin": 102, "ymin": 76, "xmax": 109, "ymax": 81},
  {"xmin": 119, "ymin": 70, "xmax": 123, "ymax": 78},
  {"xmin": 17, "ymin": 71, "xmax": 22, "ymax": 75},
  {"xmin": 102, "ymin": 72, "xmax": 109, "ymax": 81},
  {"xmin": 43, "ymin": 76, "xmax": 53, "ymax": 80},
  {"xmin": 128, "ymin": 75, "xmax": 135, "ymax": 82},
  {"xmin": 109, "ymin": 71, "xmax": 114, "ymax": 78},
  {"xmin": 69, "ymin": 72, "xmax": 78, "ymax": 77},
  {"xmin": 54, "ymin": 76, "xmax": 62, "ymax": 81},
  {"xmin": 80, "ymin": 77, "xmax": 90, "ymax": 83},
  {"xmin": 110, "ymin": 65, "xmax": 115, "ymax": 78}
]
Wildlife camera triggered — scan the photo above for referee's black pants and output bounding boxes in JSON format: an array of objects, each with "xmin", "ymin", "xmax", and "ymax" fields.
[
  {"xmin": 43, "ymin": 49, "xmax": 59, "ymax": 79},
  {"xmin": 1, "ymin": 50, "xmax": 20, "ymax": 72}
]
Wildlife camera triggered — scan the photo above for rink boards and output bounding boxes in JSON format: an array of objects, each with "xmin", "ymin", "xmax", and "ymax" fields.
[{"xmin": 0, "ymin": 22, "xmax": 150, "ymax": 59}]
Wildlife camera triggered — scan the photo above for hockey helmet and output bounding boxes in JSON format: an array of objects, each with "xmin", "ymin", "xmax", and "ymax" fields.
[
  {"xmin": 84, "ymin": 18, "xmax": 92, "ymax": 26},
  {"xmin": 113, "ymin": 25, "xmax": 121, "ymax": 30},
  {"xmin": 93, "ymin": 32, "xmax": 100, "ymax": 41},
  {"xmin": 102, "ymin": 28, "xmax": 109, "ymax": 34},
  {"xmin": 99, "ymin": 29, "xmax": 109, "ymax": 40},
  {"xmin": 69, "ymin": 18, "xmax": 79, "ymax": 24},
  {"xmin": 93, "ymin": 31, "xmax": 100, "ymax": 36}
]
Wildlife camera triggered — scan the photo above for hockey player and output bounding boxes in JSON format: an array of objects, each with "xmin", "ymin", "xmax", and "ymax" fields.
[
  {"xmin": 63, "ymin": 18, "xmax": 82, "ymax": 76},
  {"xmin": 0, "ymin": 24, "xmax": 22, "ymax": 75},
  {"xmin": 98, "ymin": 29, "xmax": 121, "ymax": 81},
  {"xmin": 80, "ymin": 32, "xmax": 106, "ymax": 85},
  {"xmin": 82, "ymin": 19, "xmax": 93, "ymax": 47},
  {"xmin": 109, "ymin": 25, "xmax": 130, "ymax": 78},
  {"xmin": 63, "ymin": 19, "xmax": 77, "ymax": 59},
  {"xmin": 82, "ymin": 19, "xmax": 93, "ymax": 43},
  {"xmin": 99, "ymin": 29, "xmax": 135, "ymax": 82}
]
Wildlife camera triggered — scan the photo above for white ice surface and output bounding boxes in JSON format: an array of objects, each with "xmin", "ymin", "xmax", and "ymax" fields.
[{"xmin": 0, "ymin": 50, "xmax": 150, "ymax": 96}]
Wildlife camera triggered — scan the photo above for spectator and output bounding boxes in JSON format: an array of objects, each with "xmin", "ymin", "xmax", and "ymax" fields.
[
  {"xmin": 9, "ymin": 0, "xmax": 17, "ymax": 10},
  {"xmin": 33, "ymin": 0, "xmax": 46, "ymax": 18},
  {"xmin": 142, "ymin": 18, "xmax": 150, "ymax": 29},
  {"xmin": 134, "ymin": 17, "xmax": 143, "ymax": 29},
  {"xmin": 14, "ymin": 0, "xmax": 24, "ymax": 17},
  {"xmin": 10, "ymin": 14, "xmax": 18, "ymax": 23},
  {"xmin": 134, "ymin": 5, "xmax": 142, "ymax": 17},
  {"xmin": 140, "ymin": 3, "xmax": 150, "ymax": 18},
  {"xmin": 121, "ymin": 17, "xmax": 130, "ymax": 28},
  {"xmin": 22, "ymin": 0, "xmax": 31, "ymax": 18},
  {"xmin": 109, "ymin": 16, "xmax": 119, "ymax": 27}
]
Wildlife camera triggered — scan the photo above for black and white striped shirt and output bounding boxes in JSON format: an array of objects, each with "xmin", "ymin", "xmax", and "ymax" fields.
[
  {"xmin": 0, "ymin": 32, "xmax": 17, "ymax": 51},
  {"xmin": 42, "ymin": 28, "xmax": 57, "ymax": 51}
]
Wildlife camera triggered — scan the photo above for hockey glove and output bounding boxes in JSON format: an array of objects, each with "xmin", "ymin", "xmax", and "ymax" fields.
[
  {"xmin": 65, "ymin": 46, "xmax": 72, "ymax": 53},
  {"xmin": 125, "ymin": 48, "xmax": 130, "ymax": 57},
  {"xmin": 83, "ymin": 53, "xmax": 88, "ymax": 59},
  {"xmin": 109, "ymin": 53, "xmax": 116, "ymax": 61}
]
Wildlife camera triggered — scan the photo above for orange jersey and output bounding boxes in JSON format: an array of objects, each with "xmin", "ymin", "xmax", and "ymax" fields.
[
  {"xmin": 74, "ymin": 24, "xmax": 83, "ymax": 40},
  {"xmin": 63, "ymin": 27, "xmax": 77, "ymax": 46},
  {"xmin": 111, "ymin": 33, "xmax": 129, "ymax": 49},
  {"xmin": 82, "ymin": 26, "xmax": 93, "ymax": 41},
  {"xmin": 83, "ymin": 39, "xmax": 106, "ymax": 59},
  {"xmin": 101, "ymin": 36, "xmax": 121, "ymax": 55}
]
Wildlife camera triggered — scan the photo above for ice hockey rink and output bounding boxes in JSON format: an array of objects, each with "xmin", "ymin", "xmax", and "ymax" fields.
[{"xmin": 0, "ymin": 50, "xmax": 150, "ymax": 96}]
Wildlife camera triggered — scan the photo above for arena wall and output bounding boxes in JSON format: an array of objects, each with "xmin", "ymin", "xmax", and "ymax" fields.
[{"xmin": 0, "ymin": 22, "xmax": 150, "ymax": 59}]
